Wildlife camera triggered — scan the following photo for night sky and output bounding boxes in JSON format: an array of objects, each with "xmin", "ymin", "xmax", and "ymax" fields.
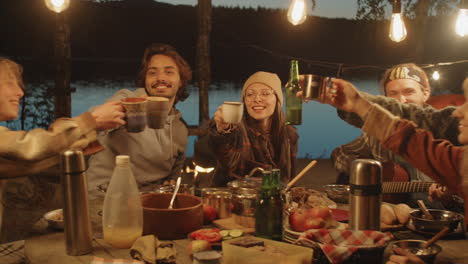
[{"xmin": 157, "ymin": 0, "xmax": 358, "ymax": 18}]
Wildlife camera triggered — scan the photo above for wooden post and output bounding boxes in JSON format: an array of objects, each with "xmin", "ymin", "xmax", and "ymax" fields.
[
  {"xmin": 196, "ymin": 0, "xmax": 211, "ymax": 124},
  {"xmin": 54, "ymin": 12, "xmax": 71, "ymax": 118},
  {"xmin": 413, "ymin": 0, "xmax": 430, "ymax": 63}
]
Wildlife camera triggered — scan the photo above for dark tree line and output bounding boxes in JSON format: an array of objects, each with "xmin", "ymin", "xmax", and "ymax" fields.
[{"xmin": 0, "ymin": 0, "xmax": 467, "ymax": 91}]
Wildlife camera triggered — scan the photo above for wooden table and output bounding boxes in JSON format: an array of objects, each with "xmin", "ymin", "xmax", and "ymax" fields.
[
  {"xmin": 22, "ymin": 198, "xmax": 468, "ymax": 264},
  {"xmin": 24, "ymin": 232, "xmax": 192, "ymax": 264}
]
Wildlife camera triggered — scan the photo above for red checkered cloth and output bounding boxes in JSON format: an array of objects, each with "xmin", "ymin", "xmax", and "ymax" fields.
[
  {"xmin": 90, "ymin": 256, "xmax": 144, "ymax": 264},
  {"xmin": 296, "ymin": 229, "xmax": 392, "ymax": 264}
]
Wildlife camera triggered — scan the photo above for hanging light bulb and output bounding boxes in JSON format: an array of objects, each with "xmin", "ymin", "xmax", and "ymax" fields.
[
  {"xmin": 287, "ymin": 0, "xmax": 308, "ymax": 26},
  {"xmin": 44, "ymin": 0, "xmax": 70, "ymax": 13},
  {"xmin": 389, "ymin": 0, "xmax": 407, "ymax": 42},
  {"xmin": 455, "ymin": 0, "xmax": 468, "ymax": 37},
  {"xmin": 432, "ymin": 71, "xmax": 440, "ymax": 81}
]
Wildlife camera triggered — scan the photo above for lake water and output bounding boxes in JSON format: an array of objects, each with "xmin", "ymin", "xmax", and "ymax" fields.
[{"xmin": 70, "ymin": 78, "xmax": 380, "ymax": 158}]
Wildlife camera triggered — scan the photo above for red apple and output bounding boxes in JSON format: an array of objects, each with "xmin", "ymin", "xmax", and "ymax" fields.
[
  {"xmin": 303, "ymin": 217, "xmax": 326, "ymax": 230},
  {"xmin": 310, "ymin": 206, "xmax": 332, "ymax": 219},
  {"xmin": 203, "ymin": 204, "xmax": 217, "ymax": 224},
  {"xmin": 289, "ymin": 209, "xmax": 307, "ymax": 232}
]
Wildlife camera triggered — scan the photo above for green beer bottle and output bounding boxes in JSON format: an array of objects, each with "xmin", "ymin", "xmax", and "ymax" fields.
[
  {"xmin": 285, "ymin": 60, "xmax": 302, "ymax": 125},
  {"xmin": 255, "ymin": 168, "xmax": 283, "ymax": 241}
]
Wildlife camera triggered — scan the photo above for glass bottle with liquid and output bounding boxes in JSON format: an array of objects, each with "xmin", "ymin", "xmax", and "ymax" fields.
[
  {"xmin": 285, "ymin": 60, "xmax": 302, "ymax": 125},
  {"xmin": 255, "ymin": 168, "xmax": 283, "ymax": 240},
  {"xmin": 102, "ymin": 155, "xmax": 143, "ymax": 248}
]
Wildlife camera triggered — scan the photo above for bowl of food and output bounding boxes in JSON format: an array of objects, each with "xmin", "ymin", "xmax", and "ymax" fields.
[
  {"xmin": 141, "ymin": 193, "xmax": 203, "ymax": 240},
  {"xmin": 389, "ymin": 240, "xmax": 441, "ymax": 264},
  {"xmin": 44, "ymin": 208, "xmax": 64, "ymax": 230},
  {"xmin": 323, "ymin": 184, "xmax": 350, "ymax": 204},
  {"xmin": 410, "ymin": 209, "xmax": 463, "ymax": 233}
]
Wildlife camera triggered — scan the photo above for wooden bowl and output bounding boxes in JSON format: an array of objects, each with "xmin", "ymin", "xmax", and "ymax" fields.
[{"xmin": 141, "ymin": 193, "xmax": 203, "ymax": 240}]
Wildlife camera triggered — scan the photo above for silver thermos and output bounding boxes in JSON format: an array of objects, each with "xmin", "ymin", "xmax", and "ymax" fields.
[
  {"xmin": 349, "ymin": 159, "xmax": 382, "ymax": 231},
  {"xmin": 61, "ymin": 150, "xmax": 93, "ymax": 255}
]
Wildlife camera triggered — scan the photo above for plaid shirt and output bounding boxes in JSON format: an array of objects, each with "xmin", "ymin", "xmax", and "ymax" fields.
[
  {"xmin": 208, "ymin": 120, "xmax": 298, "ymax": 183},
  {"xmin": 333, "ymin": 92, "xmax": 459, "ymax": 177}
]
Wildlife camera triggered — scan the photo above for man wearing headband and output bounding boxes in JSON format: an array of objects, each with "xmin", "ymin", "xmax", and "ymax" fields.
[{"xmin": 331, "ymin": 63, "xmax": 462, "ymax": 209}]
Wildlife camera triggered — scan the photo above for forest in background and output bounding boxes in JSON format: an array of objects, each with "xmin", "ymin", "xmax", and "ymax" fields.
[{"xmin": 0, "ymin": 0, "xmax": 467, "ymax": 91}]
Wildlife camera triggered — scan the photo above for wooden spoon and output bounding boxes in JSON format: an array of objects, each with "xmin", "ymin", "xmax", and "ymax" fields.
[
  {"xmin": 423, "ymin": 226, "xmax": 450, "ymax": 248},
  {"xmin": 284, "ymin": 160, "xmax": 317, "ymax": 192},
  {"xmin": 417, "ymin": 200, "xmax": 433, "ymax": 220}
]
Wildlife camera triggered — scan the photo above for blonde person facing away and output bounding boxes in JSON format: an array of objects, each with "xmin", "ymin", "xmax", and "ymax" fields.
[{"xmin": 0, "ymin": 57, "xmax": 125, "ymax": 236}]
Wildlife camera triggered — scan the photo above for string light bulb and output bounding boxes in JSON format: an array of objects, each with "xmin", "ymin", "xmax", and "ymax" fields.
[
  {"xmin": 455, "ymin": 0, "xmax": 468, "ymax": 37},
  {"xmin": 389, "ymin": 0, "xmax": 407, "ymax": 42},
  {"xmin": 44, "ymin": 0, "xmax": 70, "ymax": 13},
  {"xmin": 432, "ymin": 71, "xmax": 440, "ymax": 81},
  {"xmin": 287, "ymin": 0, "xmax": 308, "ymax": 26}
]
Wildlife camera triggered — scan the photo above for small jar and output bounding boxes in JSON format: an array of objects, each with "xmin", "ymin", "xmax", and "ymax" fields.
[
  {"xmin": 201, "ymin": 188, "xmax": 232, "ymax": 219},
  {"xmin": 232, "ymin": 187, "xmax": 257, "ymax": 217}
]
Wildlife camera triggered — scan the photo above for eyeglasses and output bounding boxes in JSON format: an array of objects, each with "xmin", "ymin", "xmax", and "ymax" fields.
[{"xmin": 245, "ymin": 89, "xmax": 275, "ymax": 101}]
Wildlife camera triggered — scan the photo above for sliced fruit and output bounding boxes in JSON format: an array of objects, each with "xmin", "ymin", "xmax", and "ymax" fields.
[{"xmin": 229, "ymin": 229, "xmax": 243, "ymax": 237}]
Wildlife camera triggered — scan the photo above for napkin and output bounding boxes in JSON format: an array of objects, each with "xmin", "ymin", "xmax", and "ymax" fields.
[
  {"xmin": 130, "ymin": 235, "xmax": 176, "ymax": 264},
  {"xmin": 296, "ymin": 229, "xmax": 392, "ymax": 264}
]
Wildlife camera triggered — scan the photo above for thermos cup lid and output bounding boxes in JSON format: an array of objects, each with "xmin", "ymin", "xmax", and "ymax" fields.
[
  {"xmin": 60, "ymin": 150, "xmax": 86, "ymax": 174},
  {"xmin": 350, "ymin": 159, "xmax": 382, "ymax": 186}
]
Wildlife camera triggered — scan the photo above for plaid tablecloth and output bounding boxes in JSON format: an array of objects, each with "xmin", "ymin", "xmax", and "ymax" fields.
[
  {"xmin": 297, "ymin": 229, "xmax": 393, "ymax": 264},
  {"xmin": 0, "ymin": 240, "xmax": 25, "ymax": 264}
]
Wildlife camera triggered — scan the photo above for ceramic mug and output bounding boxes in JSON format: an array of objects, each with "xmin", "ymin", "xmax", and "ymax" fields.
[
  {"xmin": 146, "ymin": 96, "xmax": 170, "ymax": 129},
  {"xmin": 121, "ymin": 97, "xmax": 147, "ymax": 133},
  {"xmin": 222, "ymin": 101, "xmax": 243, "ymax": 124}
]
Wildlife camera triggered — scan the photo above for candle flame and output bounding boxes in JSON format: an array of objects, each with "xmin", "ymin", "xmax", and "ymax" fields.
[{"xmin": 186, "ymin": 161, "xmax": 214, "ymax": 181}]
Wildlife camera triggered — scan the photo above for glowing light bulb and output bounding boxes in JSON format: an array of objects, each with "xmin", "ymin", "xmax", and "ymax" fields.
[
  {"xmin": 455, "ymin": 9, "xmax": 468, "ymax": 37},
  {"xmin": 432, "ymin": 71, "xmax": 440, "ymax": 81},
  {"xmin": 287, "ymin": 0, "xmax": 307, "ymax": 26},
  {"xmin": 44, "ymin": 0, "xmax": 70, "ymax": 13},
  {"xmin": 389, "ymin": 13, "xmax": 407, "ymax": 42}
]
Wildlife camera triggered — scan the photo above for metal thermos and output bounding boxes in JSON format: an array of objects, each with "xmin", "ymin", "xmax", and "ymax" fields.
[
  {"xmin": 61, "ymin": 150, "xmax": 93, "ymax": 255},
  {"xmin": 349, "ymin": 159, "xmax": 382, "ymax": 231}
]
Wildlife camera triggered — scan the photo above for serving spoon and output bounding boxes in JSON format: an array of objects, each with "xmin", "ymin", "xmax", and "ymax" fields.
[
  {"xmin": 417, "ymin": 200, "xmax": 433, "ymax": 220},
  {"xmin": 168, "ymin": 177, "xmax": 182, "ymax": 209},
  {"xmin": 423, "ymin": 226, "xmax": 450, "ymax": 249}
]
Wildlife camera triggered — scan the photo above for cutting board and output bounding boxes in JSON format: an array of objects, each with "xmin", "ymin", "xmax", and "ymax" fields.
[{"xmin": 212, "ymin": 217, "xmax": 255, "ymax": 233}]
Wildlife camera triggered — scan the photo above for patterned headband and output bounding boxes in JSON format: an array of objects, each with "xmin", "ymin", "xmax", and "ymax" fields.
[{"xmin": 383, "ymin": 65, "xmax": 430, "ymax": 92}]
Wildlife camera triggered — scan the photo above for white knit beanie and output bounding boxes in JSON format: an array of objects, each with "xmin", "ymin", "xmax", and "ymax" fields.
[{"xmin": 241, "ymin": 71, "xmax": 283, "ymax": 106}]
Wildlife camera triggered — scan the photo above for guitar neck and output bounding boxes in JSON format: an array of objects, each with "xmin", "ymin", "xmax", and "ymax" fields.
[{"xmin": 382, "ymin": 181, "xmax": 434, "ymax": 194}]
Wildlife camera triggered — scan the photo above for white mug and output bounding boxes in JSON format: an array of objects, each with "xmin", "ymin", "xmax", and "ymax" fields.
[{"xmin": 222, "ymin": 101, "xmax": 243, "ymax": 124}]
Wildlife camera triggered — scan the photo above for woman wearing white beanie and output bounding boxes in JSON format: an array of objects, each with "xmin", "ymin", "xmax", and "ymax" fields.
[{"xmin": 208, "ymin": 71, "xmax": 298, "ymax": 185}]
